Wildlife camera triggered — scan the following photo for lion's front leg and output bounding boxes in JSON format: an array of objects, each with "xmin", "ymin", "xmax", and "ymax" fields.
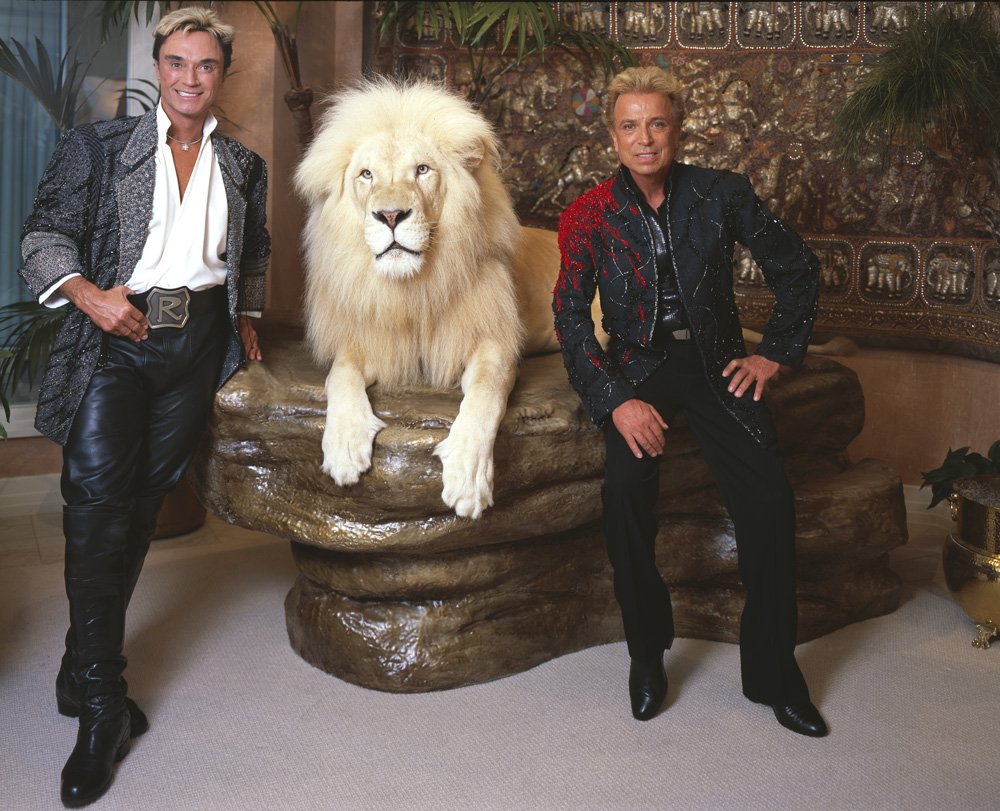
[
  {"xmin": 320, "ymin": 355, "xmax": 386, "ymax": 486},
  {"xmin": 433, "ymin": 342, "xmax": 517, "ymax": 519}
]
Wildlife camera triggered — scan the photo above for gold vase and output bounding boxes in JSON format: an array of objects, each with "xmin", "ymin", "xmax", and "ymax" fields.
[{"xmin": 942, "ymin": 475, "xmax": 1000, "ymax": 649}]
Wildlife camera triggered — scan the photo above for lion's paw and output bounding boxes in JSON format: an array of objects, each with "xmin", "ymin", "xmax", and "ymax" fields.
[
  {"xmin": 321, "ymin": 411, "xmax": 387, "ymax": 486},
  {"xmin": 434, "ymin": 433, "xmax": 494, "ymax": 520}
]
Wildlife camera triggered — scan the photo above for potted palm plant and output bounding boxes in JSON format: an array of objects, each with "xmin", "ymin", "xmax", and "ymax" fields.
[{"xmin": 922, "ymin": 443, "xmax": 1000, "ymax": 650}]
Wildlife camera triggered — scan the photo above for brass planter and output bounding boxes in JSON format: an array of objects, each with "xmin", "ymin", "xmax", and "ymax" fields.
[{"xmin": 942, "ymin": 475, "xmax": 1000, "ymax": 649}]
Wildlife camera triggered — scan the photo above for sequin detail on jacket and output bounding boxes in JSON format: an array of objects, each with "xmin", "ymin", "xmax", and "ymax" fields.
[{"xmin": 552, "ymin": 163, "xmax": 819, "ymax": 446}]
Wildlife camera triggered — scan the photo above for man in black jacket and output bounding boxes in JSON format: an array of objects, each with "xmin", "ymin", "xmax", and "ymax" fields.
[{"xmin": 553, "ymin": 66, "xmax": 826, "ymax": 736}]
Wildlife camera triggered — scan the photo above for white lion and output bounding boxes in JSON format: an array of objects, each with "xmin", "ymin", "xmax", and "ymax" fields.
[{"xmin": 294, "ymin": 78, "xmax": 565, "ymax": 519}]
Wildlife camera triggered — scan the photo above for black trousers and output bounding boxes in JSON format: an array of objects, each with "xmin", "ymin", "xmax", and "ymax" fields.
[
  {"xmin": 602, "ymin": 341, "xmax": 809, "ymax": 705},
  {"xmin": 62, "ymin": 289, "xmax": 226, "ymax": 510},
  {"xmin": 59, "ymin": 289, "xmax": 226, "ymax": 700}
]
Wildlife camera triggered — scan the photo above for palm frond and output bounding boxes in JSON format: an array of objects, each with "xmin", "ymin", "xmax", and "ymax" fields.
[
  {"xmin": 0, "ymin": 37, "xmax": 89, "ymax": 132},
  {"xmin": 121, "ymin": 78, "xmax": 160, "ymax": 113},
  {"xmin": 0, "ymin": 302, "xmax": 66, "ymax": 417},
  {"xmin": 377, "ymin": 1, "xmax": 634, "ymax": 107},
  {"xmin": 100, "ymin": 1, "xmax": 177, "ymax": 42},
  {"xmin": 834, "ymin": 8, "xmax": 1000, "ymax": 162}
]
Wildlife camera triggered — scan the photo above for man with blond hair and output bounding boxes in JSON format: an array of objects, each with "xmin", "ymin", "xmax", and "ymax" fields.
[
  {"xmin": 20, "ymin": 7, "xmax": 269, "ymax": 805},
  {"xmin": 553, "ymin": 66, "xmax": 826, "ymax": 736}
]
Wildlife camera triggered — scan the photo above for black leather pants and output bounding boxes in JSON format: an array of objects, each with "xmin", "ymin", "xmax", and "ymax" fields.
[
  {"xmin": 602, "ymin": 341, "xmax": 809, "ymax": 705},
  {"xmin": 60, "ymin": 294, "xmax": 226, "ymax": 701}
]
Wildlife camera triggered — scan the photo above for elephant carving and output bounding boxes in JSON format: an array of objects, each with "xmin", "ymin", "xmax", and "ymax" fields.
[
  {"xmin": 679, "ymin": 4, "xmax": 727, "ymax": 39},
  {"xmin": 564, "ymin": 3, "xmax": 605, "ymax": 34},
  {"xmin": 805, "ymin": 3, "xmax": 855, "ymax": 39},
  {"xmin": 928, "ymin": 255, "xmax": 972, "ymax": 301},
  {"xmin": 743, "ymin": 3, "xmax": 791, "ymax": 39},
  {"xmin": 621, "ymin": 5, "xmax": 667, "ymax": 42},
  {"xmin": 869, "ymin": 3, "xmax": 911, "ymax": 35}
]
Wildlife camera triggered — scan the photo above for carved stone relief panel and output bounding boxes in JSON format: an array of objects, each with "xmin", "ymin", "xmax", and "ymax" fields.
[
  {"xmin": 560, "ymin": 2, "xmax": 613, "ymax": 36},
  {"xmin": 800, "ymin": 1, "xmax": 860, "ymax": 47},
  {"xmin": 858, "ymin": 242, "xmax": 918, "ymax": 304},
  {"xmin": 736, "ymin": 2, "xmax": 796, "ymax": 48},
  {"xmin": 675, "ymin": 2, "xmax": 732, "ymax": 48},
  {"xmin": 616, "ymin": 2, "xmax": 672, "ymax": 48},
  {"xmin": 373, "ymin": 1, "xmax": 1000, "ymax": 361},
  {"xmin": 862, "ymin": 1, "xmax": 923, "ymax": 45},
  {"xmin": 808, "ymin": 239, "xmax": 854, "ymax": 299},
  {"xmin": 983, "ymin": 247, "xmax": 1000, "ymax": 311},
  {"xmin": 924, "ymin": 244, "xmax": 976, "ymax": 308}
]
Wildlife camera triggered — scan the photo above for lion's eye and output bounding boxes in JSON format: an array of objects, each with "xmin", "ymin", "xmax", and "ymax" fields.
[
  {"xmin": 416, "ymin": 164, "xmax": 430, "ymax": 175},
  {"xmin": 359, "ymin": 169, "xmax": 372, "ymax": 180}
]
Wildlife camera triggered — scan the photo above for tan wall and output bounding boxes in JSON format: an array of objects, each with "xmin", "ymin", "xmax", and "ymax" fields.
[
  {"xmin": 214, "ymin": 1, "xmax": 365, "ymax": 327},
  {"xmin": 839, "ymin": 348, "xmax": 999, "ymax": 487}
]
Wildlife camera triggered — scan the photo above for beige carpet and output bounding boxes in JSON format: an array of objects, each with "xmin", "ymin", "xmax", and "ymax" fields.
[{"xmin": 0, "ymin": 479, "xmax": 996, "ymax": 810}]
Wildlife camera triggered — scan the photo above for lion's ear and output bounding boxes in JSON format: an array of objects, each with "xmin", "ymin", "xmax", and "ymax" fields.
[
  {"xmin": 293, "ymin": 139, "xmax": 348, "ymax": 205},
  {"xmin": 461, "ymin": 136, "xmax": 500, "ymax": 172}
]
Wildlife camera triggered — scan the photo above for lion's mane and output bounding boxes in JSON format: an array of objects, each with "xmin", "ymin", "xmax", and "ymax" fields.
[{"xmin": 294, "ymin": 78, "xmax": 524, "ymax": 389}]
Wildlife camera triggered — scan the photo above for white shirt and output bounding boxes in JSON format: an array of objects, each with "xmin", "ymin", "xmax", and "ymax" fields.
[{"xmin": 41, "ymin": 103, "xmax": 229, "ymax": 306}]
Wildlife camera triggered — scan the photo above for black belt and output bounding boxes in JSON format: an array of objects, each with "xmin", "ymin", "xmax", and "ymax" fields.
[{"xmin": 127, "ymin": 286, "xmax": 223, "ymax": 329}]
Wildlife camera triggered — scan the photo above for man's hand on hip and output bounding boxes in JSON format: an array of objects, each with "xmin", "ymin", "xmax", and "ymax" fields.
[
  {"xmin": 59, "ymin": 277, "xmax": 147, "ymax": 341},
  {"xmin": 722, "ymin": 354, "xmax": 780, "ymax": 401},
  {"xmin": 612, "ymin": 398, "xmax": 669, "ymax": 459}
]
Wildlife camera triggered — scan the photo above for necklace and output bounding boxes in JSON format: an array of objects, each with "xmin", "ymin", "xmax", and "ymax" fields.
[{"xmin": 166, "ymin": 132, "xmax": 204, "ymax": 152}]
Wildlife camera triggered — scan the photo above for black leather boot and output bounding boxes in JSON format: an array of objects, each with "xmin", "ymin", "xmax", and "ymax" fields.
[
  {"xmin": 60, "ymin": 694, "xmax": 131, "ymax": 807},
  {"xmin": 59, "ymin": 505, "xmax": 135, "ymax": 808},
  {"xmin": 56, "ymin": 496, "xmax": 163, "ymax": 732},
  {"xmin": 57, "ymin": 660, "xmax": 149, "ymax": 738}
]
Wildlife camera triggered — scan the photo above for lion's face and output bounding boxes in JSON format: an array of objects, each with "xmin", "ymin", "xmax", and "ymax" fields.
[{"xmin": 348, "ymin": 134, "xmax": 447, "ymax": 280}]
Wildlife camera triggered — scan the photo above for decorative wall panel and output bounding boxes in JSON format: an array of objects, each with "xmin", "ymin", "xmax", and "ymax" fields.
[{"xmin": 375, "ymin": 1, "xmax": 1000, "ymax": 361}]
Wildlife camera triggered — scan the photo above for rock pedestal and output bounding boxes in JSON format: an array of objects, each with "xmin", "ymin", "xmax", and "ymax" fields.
[{"xmin": 191, "ymin": 334, "xmax": 907, "ymax": 692}]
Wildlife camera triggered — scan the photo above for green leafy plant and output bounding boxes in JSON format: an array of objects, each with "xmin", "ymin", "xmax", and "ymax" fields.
[
  {"xmin": 0, "ymin": 36, "xmax": 90, "ymax": 132},
  {"xmin": 376, "ymin": 1, "xmax": 634, "ymax": 108},
  {"xmin": 833, "ymin": 5, "xmax": 1000, "ymax": 243},
  {"xmin": 921, "ymin": 441, "xmax": 1000, "ymax": 509},
  {"xmin": 0, "ymin": 303, "xmax": 66, "ymax": 439},
  {"xmin": 834, "ymin": 8, "xmax": 1000, "ymax": 160}
]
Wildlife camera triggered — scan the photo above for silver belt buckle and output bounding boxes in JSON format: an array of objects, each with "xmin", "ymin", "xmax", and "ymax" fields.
[
  {"xmin": 144, "ymin": 287, "xmax": 191, "ymax": 329},
  {"xmin": 672, "ymin": 328, "xmax": 691, "ymax": 341}
]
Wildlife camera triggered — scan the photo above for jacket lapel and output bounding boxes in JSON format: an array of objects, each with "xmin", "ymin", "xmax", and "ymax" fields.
[
  {"xmin": 661, "ymin": 163, "xmax": 705, "ymax": 299},
  {"xmin": 114, "ymin": 110, "xmax": 158, "ymax": 286}
]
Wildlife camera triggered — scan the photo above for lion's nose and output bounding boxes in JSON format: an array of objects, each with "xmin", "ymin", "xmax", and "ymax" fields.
[{"xmin": 373, "ymin": 209, "xmax": 412, "ymax": 229}]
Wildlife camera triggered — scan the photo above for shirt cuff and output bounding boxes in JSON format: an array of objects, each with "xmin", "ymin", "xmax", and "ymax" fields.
[{"xmin": 39, "ymin": 273, "xmax": 80, "ymax": 308}]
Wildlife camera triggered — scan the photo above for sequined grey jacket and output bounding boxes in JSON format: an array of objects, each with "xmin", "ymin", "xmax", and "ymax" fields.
[
  {"xmin": 19, "ymin": 109, "xmax": 270, "ymax": 444},
  {"xmin": 553, "ymin": 163, "xmax": 819, "ymax": 446}
]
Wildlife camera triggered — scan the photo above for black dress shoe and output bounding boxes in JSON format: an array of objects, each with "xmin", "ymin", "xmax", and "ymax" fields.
[
  {"xmin": 60, "ymin": 702, "xmax": 131, "ymax": 808},
  {"xmin": 772, "ymin": 702, "xmax": 828, "ymax": 737},
  {"xmin": 56, "ymin": 669, "xmax": 149, "ymax": 738},
  {"xmin": 629, "ymin": 656, "xmax": 668, "ymax": 721}
]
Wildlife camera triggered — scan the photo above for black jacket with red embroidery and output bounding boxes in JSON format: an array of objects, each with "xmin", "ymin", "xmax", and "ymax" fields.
[{"xmin": 552, "ymin": 162, "xmax": 819, "ymax": 445}]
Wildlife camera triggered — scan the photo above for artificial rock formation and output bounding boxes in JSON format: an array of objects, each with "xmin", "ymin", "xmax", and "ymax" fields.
[{"xmin": 192, "ymin": 334, "xmax": 907, "ymax": 692}]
